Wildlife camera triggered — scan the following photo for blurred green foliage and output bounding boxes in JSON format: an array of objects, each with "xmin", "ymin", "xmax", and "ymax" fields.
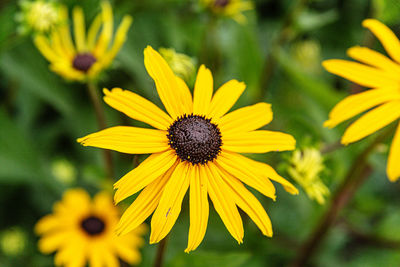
[{"xmin": 1, "ymin": 0, "xmax": 400, "ymax": 266}]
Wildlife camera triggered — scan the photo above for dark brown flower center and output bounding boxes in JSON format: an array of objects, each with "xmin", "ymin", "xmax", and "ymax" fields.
[
  {"xmin": 72, "ymin": 53, "xmax": 96, "ymax": 72},
  {"xmin": 214, "ymin": 0, "xmax": 230, "ymax": 8},
  {"xmin": 80, "ymin": 216, "xmax": 105, "ymax": 236},
  {"xmin": 167, "ymin": 114, "xmax": 222, "ymax": 165}
]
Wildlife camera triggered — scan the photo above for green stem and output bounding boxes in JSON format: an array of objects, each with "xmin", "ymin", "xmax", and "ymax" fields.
[
  {"xmin": 290, "ymin": 127, "xmax": 394, "ymax": 267},
  {"xmin": 154, "ymin": 237, "xmax": 169, "ymax": 267},
  {"xmin": 87, "ymin": 81, "xmax": 114, "ymax": 180}
]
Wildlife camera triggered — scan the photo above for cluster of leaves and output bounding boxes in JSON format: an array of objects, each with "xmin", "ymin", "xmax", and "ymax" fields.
[{"xmin": 1, "ymin": 0, "xmax": 400, "ymax": 266}]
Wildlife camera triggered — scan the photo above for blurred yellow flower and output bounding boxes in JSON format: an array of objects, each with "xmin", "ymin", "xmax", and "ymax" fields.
[
  {"xmin": 78, "ymin": 45, "xmax": 297, "ymax": 252},
  {"xmin": 201, "ymin": 0, "xmax": 253, "ymax": 23},
  {"xmin": 0, "ymin": 228, "xmax": 27, "ymax": 257},
  {"xmin": 34, "ymin": 1, "xmax": 132, "ymax": 82},
  {"xmin": 16, "ymin": 0, "xmax": 62, "ymax": 34},
  {"xmin": 35, "ymin": 189, "xmax": 146, "ymax": 267},
  {"xmin": 51, "ymin": 158, "xmax": 77, "ymax": 185},
  {"xmin": 288, "ymin": 148, "xmax": 329, "ymax": 205},
  {"xmin": 323, "ymin": 19, "xmax": 400, "ymax": 182},
  {"xmin": 159, "ymin": 47, "xmax": 196, "ymax": 82}
]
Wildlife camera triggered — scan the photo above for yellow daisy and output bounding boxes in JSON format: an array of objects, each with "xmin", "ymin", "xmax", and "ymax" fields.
[
  {"xmin": 35, "ymin": 189, "xmax": 146, "ymax": 267},
  {"xmin": 34, "ymin": 1, "xmax": 132, "ymax": 82},
  {"xmin": 78, "ymin": 46, "xmax": 298, "ymax": 252},
  {"xmin": 323, "ymin": 19, "xmax": 400, "ymax": 182},
  {"xmin": 201, "ymin": 0, "xmax": 253, "ymax": 23}
]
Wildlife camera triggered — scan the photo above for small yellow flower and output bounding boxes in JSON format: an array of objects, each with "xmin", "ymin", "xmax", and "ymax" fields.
[
  {"xmin": 201, "ymin": 0, "xmax": 253, "ymax": 23},
  {"xmin": 51, "ymin": 158, "xmax": 77, "ymax": 185},
  {"xmin": 288, "ymin": 148, "xmax": 329, "ymax": 205},
  {"xmin": 159, "ymin": 48, "xmax": 196, "ymax": 82},
  {"xmin": 34, "ymin": 1, "xmax": 132, "ymax": 82},
  {"xmin": 35, "ymin": 189, "xmax": 146, "ymax": 267},
  {"xmin": 323, "ymin": 19, "xmax": 400, "ymax": 182},
  {"xmin": 78, "ymin": 45, "xmax": 298, "ymax": 252},
  {"xmin": 17, "ymin": 0, "xmax": 62, "ymax": 34},
  {"xmin": 0, "ymin": 228, "xmax": 27, "ymax": 257}
]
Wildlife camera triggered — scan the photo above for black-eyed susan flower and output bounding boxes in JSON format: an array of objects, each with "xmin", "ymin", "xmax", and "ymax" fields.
[
  {"xmin": 288, "ymin": 148, "xmax": 329, "ymax": 205},
  {"xmin": 33, "ymin": 1, "xmax": 132, "ymax": 82},
  {"xmin": 78, "ymin": 45, "xmax": 298, "ymax": 252},
  {"xmin": 35, "ymin": 189, "xmax": 146, "ymax": 267},
  {"xmin": 323, "ymin": 19, "xmax": 400, "ymax": 182},
  {"xmin": 16, "ymin": 0, "xmax": 62, "ymax": 35},
  {"xmin": 200, "ymin": 0, "xmax": 253, "ymax": 23}
]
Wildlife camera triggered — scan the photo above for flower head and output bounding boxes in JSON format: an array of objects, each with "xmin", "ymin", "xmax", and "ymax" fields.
[
  {"xmin": 323, "ymin": 19, "xmax": 400, "ymax": 182},
  {"xmin": 35, "ymin": 189, "xmax": 146, "ymax": 266},
  {"xmin": 288, "ymin": 148, "xmax": 329, "ymax": 205},
  {"xmin": 78, "ymin": 45, "xmax": 297, "ymax": 252},
  {"xmin": 159, "ymin": 48, "xmax": 196, "ymax": 82},
  {"xmin": 200, "ymin": 0, "xmax": 253, "ymax": 23},
  {"xmin": 33, "ymin": 1, "xmax": 132, "ymax": 82},
  {"xmin": 16, "ymin": 0, "xmax": 62, "ymax": 35}
]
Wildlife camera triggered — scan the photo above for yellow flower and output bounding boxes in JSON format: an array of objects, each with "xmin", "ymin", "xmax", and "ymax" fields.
[
  {"xmin": 201, "ymin": 0, "xmax": 253, "ymax": 23},
  {"xmin": 78, "ymin": 45, "xmax": 298, "ymax": 252},
  {"xmin": 159, "ymin": 47, "xmax": 196, "ymax": 82},
  {"xmin": 17, "ymin": 0, "xmax": 62, "ymax": 34},
  {"xmin": 35, "ymin": 189, "xmax": 146, "ymax": 267},
  {"xmin": 323, "ymin": 19, "xmax": 400, "ymax": 182},
  {"xmin": 288, "ymin": 148, "xmax": 329, "ymax": 205},
  {"xmin": 33, "ymin": 1, "xmax": 132, "ymax": 82}
]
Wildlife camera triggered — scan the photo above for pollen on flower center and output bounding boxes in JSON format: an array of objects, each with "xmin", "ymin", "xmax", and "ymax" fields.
[
  {"xmin": 80, "ymin": 216, "xmax": 105, "ymax": 236},
  {"xmin": 167, "ymin": 114, "xmax": 222, "ymax": 165},
  {"xmin": 214, "ymin": 0, "xmax": 230, "ymax": 7},
  {"xmin": 72, "ymin": 53, "xmax": 97, "ymax": 72}
]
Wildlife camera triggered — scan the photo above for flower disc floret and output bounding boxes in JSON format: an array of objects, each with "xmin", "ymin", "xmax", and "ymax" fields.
[
  {"xmin": 73, "ymin": 53, "xmax": 97, "ymax": 72},
  {"xmin": 167, "ymin": 114, "xmax": 222, "ymax": 165},
  {"xmin": 80, "ymin": 216, "xmax": 105, "ymax": 236}
]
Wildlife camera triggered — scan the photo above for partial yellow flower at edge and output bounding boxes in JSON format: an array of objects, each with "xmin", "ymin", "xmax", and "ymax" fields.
[
  {"xmin": 288, "ymin": 148, "xmax": 329, "ymax": 205},
  {"xmin": 322, "ymin": 19, "xmax": 400, "ymax": 182},
  {"xmin": 33, "ymin": 1, "xmax": 133, "ymax": 83},
  {"xmin": 35, "ymin": 188, "xmax": 147, "ymax": 267},
  {"xmin": 201, "ymin": 0, "xmax": 253, "ymax": 24},
  {"xmin": 77, "ymin": 45, "xmax": 297, "ymax": 252}
]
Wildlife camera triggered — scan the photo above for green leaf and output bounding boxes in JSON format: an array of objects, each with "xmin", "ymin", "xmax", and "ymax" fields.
[{"xmin": 166, "ymin": 251, "xmax": 252, "ymax": 267}]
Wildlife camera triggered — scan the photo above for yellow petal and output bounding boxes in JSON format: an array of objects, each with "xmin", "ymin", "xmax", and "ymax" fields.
[
  {"xmin": 193, "ymin": 65, "xmax": 213, "ymax": 115},
  {"xmin": 347, "ymin": 46, "xmax": 400, "ymax": 76},
  {"xmin": 33, "ymin": 35, "xmax": 59, "ymax": 63},
  {"xmin": 58, "ymin": 7, "xmax": 76, "ymax": 55},
  {"xmin": 77, "ymin": 126, "xmax": 169, "ymax": 154},
  {"xmin": 103, "ymin": 88, "xmax": 173, "ymax": 130},
  {"xmin": 362, "ymin": 19, "xmax": 400, "ymax": 64},
  {"xmin": 206, "ymin": 163, "xmax": 244, "ymax": 243},
  {"xmin": 72, "ymin": 7, "xmax": 86, "ymax": 52},
  {"xmin": 95, "ymin": 15, "xmax": 133, "ymax": 69},
  {"xmin": 35, "ymin": 215, "xmax": 60, "ymax": 235},
  {"xmin": 216, "ymin": 151, "xmax": 276, "ymax": 200},
  {"xmin": 116, "ymin": 164, "xmax": 176, "ymax": 235},
  {"xmin": 219, "ymin": 103, "xmax": 273, "ymax": 134},
  {"xmin": 324, "ymin": 88, "xmax": 400, "ymax": 128},
  {"xmin": 342, "ymin": 101, "xmax": 400, "ymax": 145},
  {"xmin": 185, "ymin": 165, "xmax": 209, "ymax": 253},
  {"xmin": 387, "ymin": 123, "xmax": 400, "ymax": 182},
  {"xmin": 38, "ymin": 231, "xmax": 71, "ymax": 253},
  {"xmin": 88, "ymin": 244, "xmax": 103, "ymax": 267},
  {"xmin": 113, "ymin": 241, "xmax": 141, "ymax": 264},
  {"xmin": 61, "ymin": 188, "xmax": 91, "ymax": 214},
  {"xmin": 217, "ymin": 167, "xmax": 273, "ymax": 237},
  {"xmin": 222, "ymin": 130, "xmax": 296, "ymax": 153},
  {"xmin": 87, "ymin": 14, "xmax": 102, "ymax": 50},
  {"xmin": 322, "ymin": 59, "xmax": 398, "ymax": 88},
  {"xmin": 93, "ymin": 1, "xmax": 113, "ymax": 57},
  {"xmin": 208, "ymin": 80, "xmax": 245, "ymax": 121},
  {"xmin": 150, "ymin": 162, "xmax": 191, "ymax": 244},
  {"xmin": 102, "ymin": 248, "xmax": 119, "ymax": 267},
  {"xmin": 175, "ymin": 76, "xmax": 193, "ymax": 114},
  {"xmin": 114, "ymin": 150, "xmax": 177, "ymax": 203},
  {"xmin": 247, "ymin": 159, "xmax": 299, "ymax": 195},
  {"xmin": 144, "ymin": 46, "xmax": 187, "ymax": 119}
]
